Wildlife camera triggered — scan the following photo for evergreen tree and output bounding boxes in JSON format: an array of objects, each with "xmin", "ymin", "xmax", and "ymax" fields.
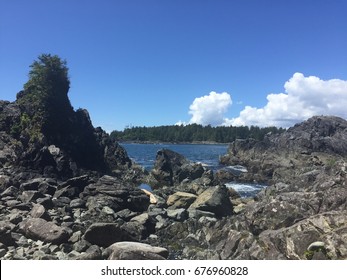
[
  {"xmin": 16, "ymin": 54, "xmax": 73, "ymax": 142},
  {"xmin": 110, "ymin": 124, "xmax": 285, "ymax": 143}
]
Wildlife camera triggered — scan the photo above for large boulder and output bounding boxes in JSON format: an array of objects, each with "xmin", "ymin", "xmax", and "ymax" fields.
[
  {"xmin": 166, "ymin": 191, "xmax": 197, "ymax": 209},
  {"xmin": 83, "ymin": 223, "xmax": 137, "ymax": 247},
  {"xmin": 105, "ymin": 242, "xmax": 168, "ymax": 260},
  {"xmin": 189, "ymin": 185, "xmax": 233, "ymax": 217},
  {"xmin": 150, "ymin": 149, "xmax": 209, "ymax": 188},
  {"xmin": 150, "ymin": 149, "xmax": 188, "ymax": 187},
  {"xmin": 29, "ymin": 204, "xmax": 51, "ymax": 221},
  {"xmin": 82, "ymin": 175, "xmax": 150, "ymax": 214},
  {"xmin": 20, "ymin": 177, "xmax": 57, "ymax": 195},
  {"xmin": 54, "ymin": 175, "xmax": 90, "ymax": 199},
  {"xmin": 18, "ymin": 218, "xmax": 70, "ymax": 244}
]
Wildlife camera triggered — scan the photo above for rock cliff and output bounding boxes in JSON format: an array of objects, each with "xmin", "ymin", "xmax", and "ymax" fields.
[
  {"xmin": 220, "ymin": 115, "xmax": 347, "ymax": 184},
  {"xmin": 0, "ymin": 55, "xmax": 138, "ymax": 181}
]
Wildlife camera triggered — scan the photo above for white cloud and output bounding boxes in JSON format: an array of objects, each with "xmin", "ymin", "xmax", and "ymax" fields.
[
  {"xmin": 188, "ymin": 91, "xmax": 232, "ymax": 126},
  {"xmin": 182, "ymin": 73, "xmax": 347, "ymax": 128},
  {"xmin": 225, "ymin": 73, "xmax": 347, "ymax": 127}
]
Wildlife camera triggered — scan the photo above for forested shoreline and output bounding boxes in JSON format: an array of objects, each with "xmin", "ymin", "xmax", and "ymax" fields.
[{"xmin": 110, "ymin": 124, "xmax": 286, "ymax": 143}]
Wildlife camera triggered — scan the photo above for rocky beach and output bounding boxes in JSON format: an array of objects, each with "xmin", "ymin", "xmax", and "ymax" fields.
[{"xmin": 1, "ymin": 56, "xmax": 346, "ymax": 260}]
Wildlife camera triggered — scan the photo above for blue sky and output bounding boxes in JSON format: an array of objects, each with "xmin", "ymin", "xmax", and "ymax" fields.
[{"xmin": 1, "ymin": 0, "xmax": 347, "ymax": 131}]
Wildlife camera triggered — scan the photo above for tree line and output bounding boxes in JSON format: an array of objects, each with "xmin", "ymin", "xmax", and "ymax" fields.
[{"xmin": 110, "ymin": 124, "xmax": 285, "ymax": 143}]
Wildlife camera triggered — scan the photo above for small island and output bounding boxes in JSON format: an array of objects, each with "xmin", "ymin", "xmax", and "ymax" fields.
[{"xmin": 110, "ymin": 123, "xmax": 285, "ymax": 144}]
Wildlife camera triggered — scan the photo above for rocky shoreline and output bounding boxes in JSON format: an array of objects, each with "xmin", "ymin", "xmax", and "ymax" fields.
[
  {"xmin": 1, "ymin": 56, "xmax": 346, "ymax": 260},
  {"xmin": 1, "ymin": 109, "xmax": 346, "ymax": 260}
]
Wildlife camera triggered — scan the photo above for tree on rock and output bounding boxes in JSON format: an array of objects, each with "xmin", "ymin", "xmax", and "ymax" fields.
[
  {"xmin": 24, "ymin": 54, "xmax": 70, "ymax": 95},
  {"xmin": 7, "ymin": 54, "xmax": 132, "ymax": 175},
  {"xmin": 17, "ymin": 54, "xmax": 74, "ymax": 143}
]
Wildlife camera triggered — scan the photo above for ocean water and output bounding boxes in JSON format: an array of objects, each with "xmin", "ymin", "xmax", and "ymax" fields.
[
  {"xmin": 121, "ymin": 143, "xmax": 227, "ymax": 171},
  {"xmin": 121, "ymin": 143, "xmax": 266, "ymax": 197}
]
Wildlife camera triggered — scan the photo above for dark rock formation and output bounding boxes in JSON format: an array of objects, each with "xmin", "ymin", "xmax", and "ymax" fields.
[
  {"xmin": 0, "ymin": 79, "xmax": 136, "ymax": 182},
  {"xmin": 220, "ymin": 115, "xmax": 347, "ymax": 184},
  {"xmin": 149, "ymin": 149, "xmax": 209, "ymax": 188},
  {"xmin": 81, "ymin": 175, "xmax": 150, "ymax": 215},
  {"xmin": 83, "ymin": 223, "xmax": 137, "ymax": 247}
]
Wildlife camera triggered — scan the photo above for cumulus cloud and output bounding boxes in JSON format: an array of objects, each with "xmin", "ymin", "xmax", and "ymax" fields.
[
  {"xmin": 188, "ymin": 91, "xmax": 232, "ymax": 126},
  {"xmin": 225, "ymin": 73, "xmax": 347, "ymax": 127},
  {"xmin": 183, "ymin": 73, "xmax": 347, "ymax": 128}
]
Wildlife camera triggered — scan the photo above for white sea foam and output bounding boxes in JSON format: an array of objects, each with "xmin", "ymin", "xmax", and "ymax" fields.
[
  {"xmin": 226, "ymin": 182, "xmax": 267, "ymax": 197},
  {"xmin": 226, "ymin": 165, "xmax": 248, "ymax": 173}
]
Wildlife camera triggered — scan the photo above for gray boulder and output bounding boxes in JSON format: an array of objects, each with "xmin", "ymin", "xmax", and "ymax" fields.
[
  {"xmin": 20, "ymin": 177, "xmax": 57, "ymax": 195},
  {"xmin": 189, "ymin": 185, "xmax": 233, "ymax": 217},
  {"xmin": 150, "ymin": 149, "xmax": 209, "ymax": 188},
  {"xmin": 150, "ymin": 149, "xmax": 189, "ymax": 187},
  {"xmin": 18, "ymin": 190, "xmax": 45, "ymax": 203},
  {"xmin": 29, "ymin": 204, "xmax": 51, "ymax": 221},
  {"xmin": 18, "ymin": 218, "xmax": 70, "ymax": 244},
  {"xmin": 83, "ymin": 223, "xmax": 137, "ymax": 247},
  {"xmin": 105, "ymin": 241, "xmax": 168, "ymax": 260},
  {"xmin": 81, "ymin": 175, "xmax": 150, "ymax": 213},
  {"xmin": 54, "ymin": 175, "xmax": 90, "ymax": 199},
  {"xmin": 166, "ymin": 191, "xmax": 197, "ymax": 209}
]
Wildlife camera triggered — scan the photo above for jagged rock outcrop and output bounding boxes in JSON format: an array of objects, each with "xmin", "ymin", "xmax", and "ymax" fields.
[
  {"xmin": 220, "ymin": 115, "xmax": 347, "ymax": 184},
  {"xmin": 149, "ymin": 149, "xmax": 211, "ymax": 188},
  {"xmin": 0, "ymin": 99, "xmax": 133, "ymax": 179},
  {"xmin": 83, "ymin": 223, "xmax": 138, "ymax": 247},
  {"xmin": 0, "ymin": 55, "xmax": 146, "ymax": 185}
]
